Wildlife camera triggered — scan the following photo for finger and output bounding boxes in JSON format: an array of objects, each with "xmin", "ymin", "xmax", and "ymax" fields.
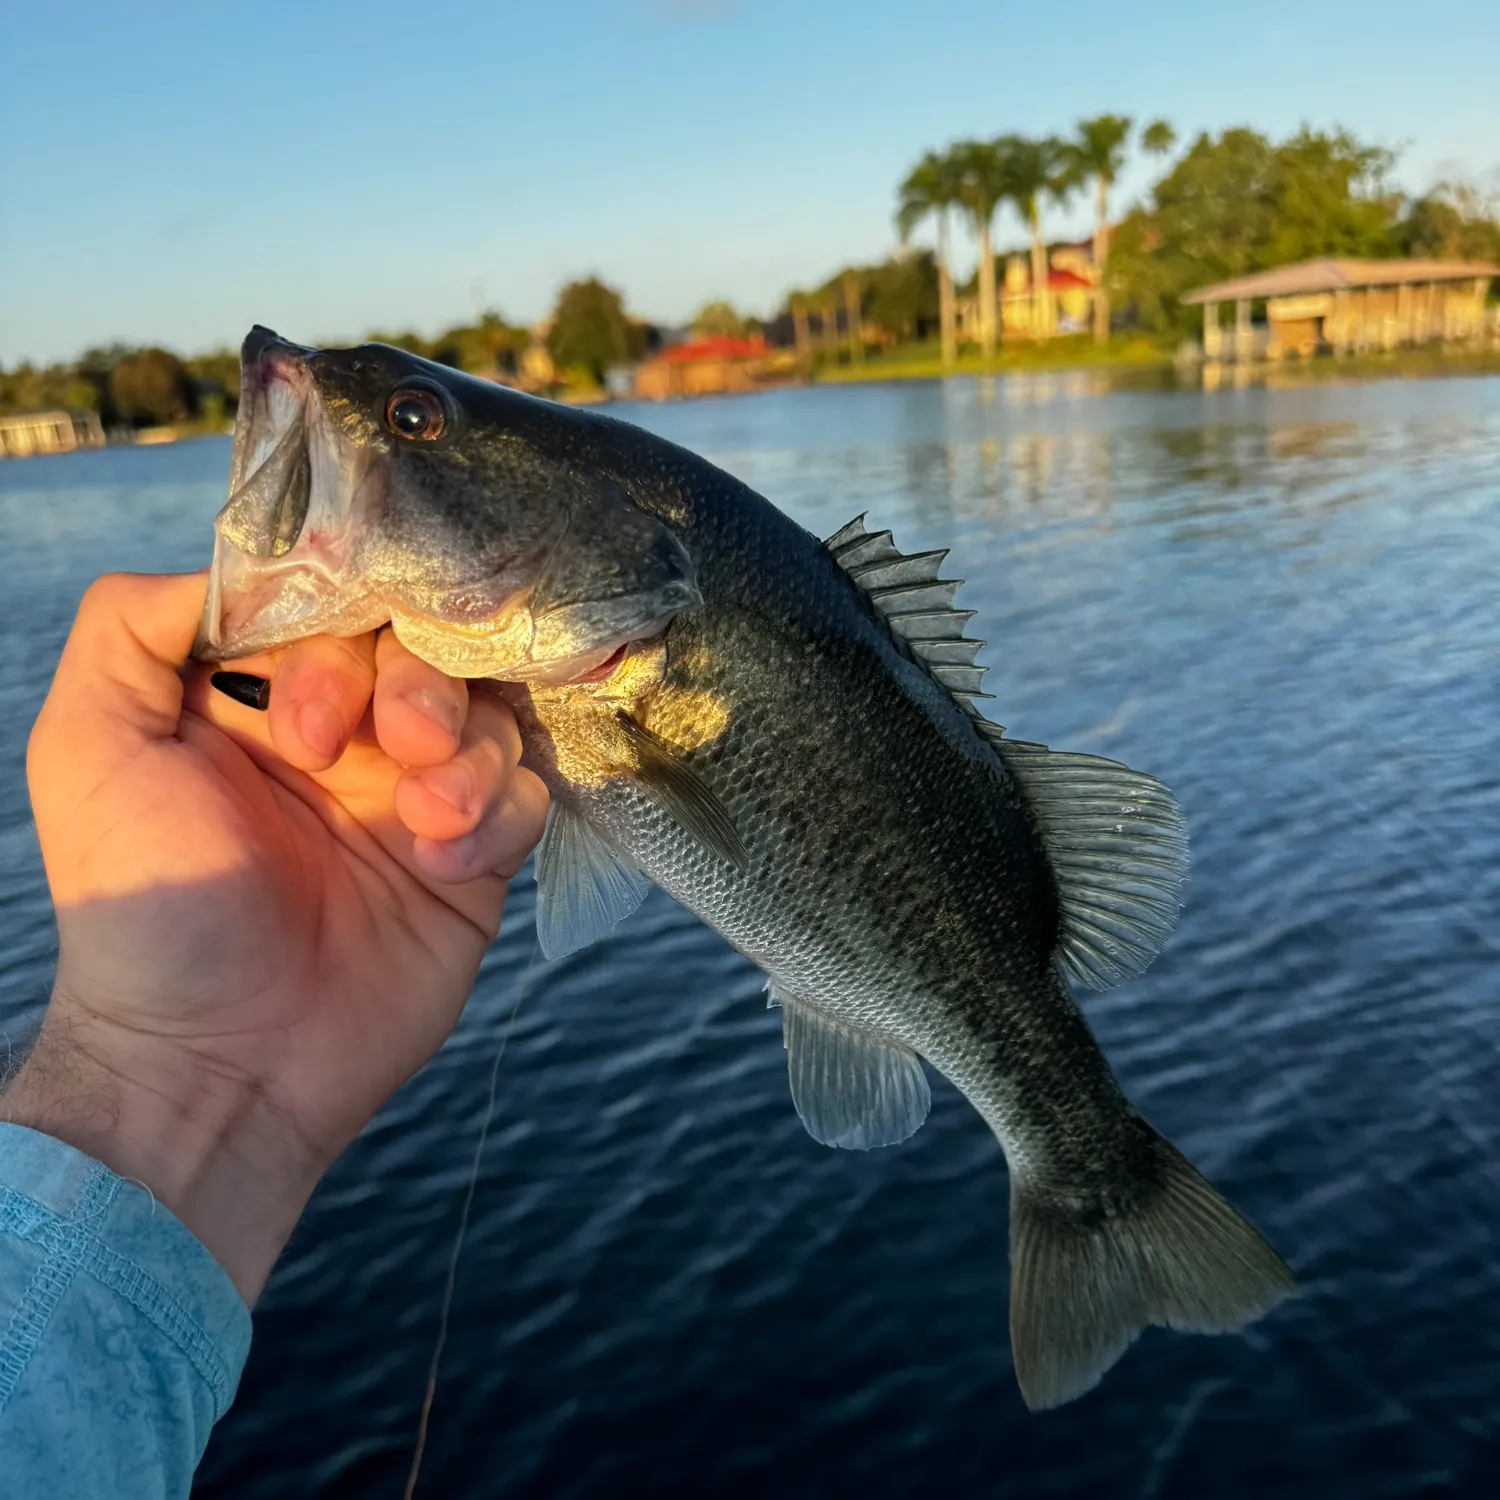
[
  {"xmin": 29, "ymin": 572, "xmax": 208, "ymax": 799},
  {"xmin": 372, "ymin": 628, "xmax": 469, "ymax": 768},
  {"xmin": 393, "ymin": 689, "xmax": 522, "ymax": 844},
  {"xmin": 413, "ymin": 766, "xmax": 549, "ymax": 883},
  {"xmin": 264, "ymin": 635, "xmax": 378, "ymax": 772}
]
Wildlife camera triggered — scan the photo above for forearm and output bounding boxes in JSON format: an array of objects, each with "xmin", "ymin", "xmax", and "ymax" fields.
[{"xmin": 2, "ymin": 997, "xmax": 320, "ymax": 1305}]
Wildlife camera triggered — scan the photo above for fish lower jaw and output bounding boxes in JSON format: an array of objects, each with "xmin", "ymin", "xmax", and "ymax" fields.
[{"xmin": 560, "ymin": 642, "xmax": 630, "ymax": 685}]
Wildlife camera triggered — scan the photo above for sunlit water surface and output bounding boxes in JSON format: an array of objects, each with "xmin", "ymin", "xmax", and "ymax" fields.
[{"xmin": 3, "ymin": 373, "xmax": 1499, "ymax": 1498}]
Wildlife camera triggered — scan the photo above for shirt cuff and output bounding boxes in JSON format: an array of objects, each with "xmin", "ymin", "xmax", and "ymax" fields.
[{"xmin": 0, "ymin": 1122, "xmax": 253, "ymax": 1420}]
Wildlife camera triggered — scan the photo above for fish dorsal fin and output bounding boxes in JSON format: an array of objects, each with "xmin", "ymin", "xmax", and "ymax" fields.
[
  {"xmin": 768, "ymin": 982, "xmax": 931, "ymax": 1150},
  {"xmin": 535, "ymin": 801, "xmax": 650, "ymax": 960},
  {"xmin": 826, "ymin": 514, "xmax": 991, "ymax": 715},
  {"xmin": 994, "ymin": 740, "xmax": 1189, "ymax": 991}
]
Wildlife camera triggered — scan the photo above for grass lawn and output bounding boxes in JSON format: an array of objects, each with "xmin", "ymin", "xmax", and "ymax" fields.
[{"xmin": 812, "ymin": 335, "xmax": 1177, "ymax": 384}]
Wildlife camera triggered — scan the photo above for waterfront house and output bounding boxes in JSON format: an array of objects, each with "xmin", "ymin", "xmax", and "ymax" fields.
[
  {"xmin": 631, "ymin": 336, "xmax": 796, "ymax": 400},
  {"xmin": 954, "ymin": 240, "xmax": 1103, "ymax": 342}
]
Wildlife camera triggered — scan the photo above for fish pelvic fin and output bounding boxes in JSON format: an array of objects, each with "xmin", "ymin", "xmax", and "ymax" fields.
[{"xmin": 1008, "ymin": 1126, "xmax": 1297, "ymax": 1410}]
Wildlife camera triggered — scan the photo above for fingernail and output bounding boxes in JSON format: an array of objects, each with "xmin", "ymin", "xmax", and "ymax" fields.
[
  {"xmin": 297, "ymin": 699, "xmax": 343, "ymax": 761},
  {"xmin": 442, "ymin": 833, "xmax": 478, "ymax": 869},
  {"xmin": 211, "ymin": 672, "xmax": 271, "ymax": 711},
  {"xmin": 402, "ymin": 689, "xmax": 462, "ymax": 739},
  {"xmin": 418, "ymin": 764, "xmax": 474, "ymax": 816}
]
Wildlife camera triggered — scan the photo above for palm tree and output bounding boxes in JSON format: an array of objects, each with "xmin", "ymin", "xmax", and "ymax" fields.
[
  {"xmin": 949, "ymin": 140, "xmax": 1010, "ymax": 361},
  {"xmin": 897, "ymin": 150, "xmax": 960, "ymax": 367},
  {"xmin": 994, "ymin": 134, "xmax": 1070, "ymax": 340},
  {"xmin": 823, "ymin": 290, "xmax": 840, "ymax": 357},
  {"xmin": 1044, "ymin": 143, "xmax": 1080, "ymax": 336},
  {"xmin": 1061, "ymin": 115, "xmax": 1133, "ymax": 343},
  {"xmin": 843, "ymin": 270, "xmax": 864, "ymax": 363},
  {"xmin": 786, "ymin": 291, "xmax": 812, "ymax": 365},
  {"xmin": 1141, "ymin": 119, "xmax": 1177, "ymax": 158}
]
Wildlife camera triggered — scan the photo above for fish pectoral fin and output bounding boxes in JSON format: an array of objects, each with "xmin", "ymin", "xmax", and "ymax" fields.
[
  {"xmin": 534, "ymin": 801, "xmax": 650, "ymax": 960},
  {"xmin": 994, "ymin": 738, "xmax": 1189, "ymax": 991},
  {"xmin": 616, "ymin": 712, "xmax": 748, "ymax": 871},
  {"xmin": 769, "ymin": 984, "xmax": 931, "ymax": 1151}
]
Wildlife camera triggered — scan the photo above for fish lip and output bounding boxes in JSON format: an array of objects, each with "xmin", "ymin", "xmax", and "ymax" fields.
[
  {"xmin": 227, "ymin": 327, "xmax": 314, "ymax": 495},
  {"xmin": 194, "ymin": 330, "xmax": 352, "ymax": 660}
]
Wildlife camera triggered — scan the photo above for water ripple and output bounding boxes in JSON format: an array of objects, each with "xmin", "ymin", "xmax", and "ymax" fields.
[{"xmin": 3, "ymin": 378, "xmax": 1500, "ymax": 1496}]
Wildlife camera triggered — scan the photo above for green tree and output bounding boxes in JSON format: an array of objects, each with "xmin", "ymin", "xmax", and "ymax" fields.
[
  {"xmin": 1060, "ymin": 115, "xmax": 1133, "ymax": 343},
  {"xmin": 0, "ymin": 360, "xmax": 94, "ymax": 416},
  {"xmin": 865, "ymin": 251, "xmax": 940, "ymax": 342},
  {"xmin": 1110, "ymin": 126, "xmax": 1401, "ymax": 334},
  {"xmin": 897, "ymin": 149, "xmax": 961, "ymax": 366},
  {"xmin": 76, "ymin": 344, "xmax": 133, "ymax": 422},
  {"xmin": 1395, "ymin": 183, "xmax": 1500, "ymax": 262},
  {"xmin": 187, "ymin": 347, "xmax": 242, "ymax": 424},
  {"xmin": 1261, "ymin": 127, "xmax": 1396, "ymax": 266},
  {"xmin": 691, "ymin": 300, "xmax": 745, "ymax": 338},
  {"xmin": 547, "ymin": 277, "xmax": 629, "ymax": 384},
  {"xmin": 429, "ymin": 312, "xmax": 528, "ymax": 376},
  {"xmin": 365, "ymin": 329, "xmax": 431, "ymax": 356},
  {"xmin": 949, "ymin": 140, "xmax": 1010, "ymax": 360},
  {"xmin": 108, "ymin": 348, "xmax": 195, "ymax": 426}
]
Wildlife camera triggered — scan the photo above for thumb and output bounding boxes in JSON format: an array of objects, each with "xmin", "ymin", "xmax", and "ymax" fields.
[{"xmin": 28, "ymin": 572, "xmax": 209, "ymax": 800}]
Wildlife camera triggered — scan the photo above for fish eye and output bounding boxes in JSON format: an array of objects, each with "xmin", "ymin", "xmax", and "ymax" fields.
[{"xmin": 385, "ymin": 387, "xmax": 446, "ymax": 442}]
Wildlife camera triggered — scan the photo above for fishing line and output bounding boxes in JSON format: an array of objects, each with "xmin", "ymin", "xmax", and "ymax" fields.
[{"xmin": 403, "ymin": 938, "xmax": 543, "ymax": 1500}]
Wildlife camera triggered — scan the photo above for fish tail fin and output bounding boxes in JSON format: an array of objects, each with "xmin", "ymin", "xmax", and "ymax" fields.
[{"xmin": 1007, "ymin": 1126, "xmax": 1297, "ymax": 1410}]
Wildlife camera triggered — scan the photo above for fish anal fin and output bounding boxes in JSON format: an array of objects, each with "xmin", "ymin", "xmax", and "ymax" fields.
[
  {"xmin": 995, "ymin": 740, "xmax": 1188, "ymax": 990},
  {"xmin": 535, "ymin": 802, "xmax": 649, "ymax": 960},
  {"xmin": 770, "ymin": 983, "xmax": 931, "ymax": 1150}
]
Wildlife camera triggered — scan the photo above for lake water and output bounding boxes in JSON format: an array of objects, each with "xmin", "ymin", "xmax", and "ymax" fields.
[{"xmin": 3, "ymin": 372, "xmax": 1500, "ymax": 1498}]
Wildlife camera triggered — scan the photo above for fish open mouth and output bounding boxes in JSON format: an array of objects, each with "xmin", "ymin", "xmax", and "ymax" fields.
[
  {"xmin": 195, "ymin": 327, "xmax": 703, "ymax": 683},
  {"xmin": 567, "ymin": 641, "xmax": 630, "ymax": 684},
  {"xmin": 194, "ymin": 328, "xmax": 390, "ymax": 660}
]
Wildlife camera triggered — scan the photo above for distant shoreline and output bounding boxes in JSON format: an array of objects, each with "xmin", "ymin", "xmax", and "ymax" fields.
[
  {"xmin": 810, "ymin": 337, "xmax": 1500, "ymax": 390},
  {"xmin": 27, "ymin": 343, "xmax": 1500, "ymax": 458}
]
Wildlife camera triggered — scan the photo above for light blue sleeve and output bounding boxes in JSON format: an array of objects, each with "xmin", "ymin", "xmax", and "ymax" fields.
[{"xmin": 0, "ymin": 1123, "xmax": 253, "ymax": 1499}]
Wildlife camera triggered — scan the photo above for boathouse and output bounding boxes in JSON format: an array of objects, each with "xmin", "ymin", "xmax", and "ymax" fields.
[
  {"xmin": 0, "ymin": 409, "xmax": 106, "ymax": 458},
  {"xmin": 1182, "ymin": 258, "xmax": 1497, "ymax": 360}
]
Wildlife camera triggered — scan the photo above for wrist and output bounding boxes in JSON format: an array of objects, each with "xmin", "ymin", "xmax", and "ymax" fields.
[{"xmin": 1, "ymin": 995, "xmax": 321, "ymax": 1303}]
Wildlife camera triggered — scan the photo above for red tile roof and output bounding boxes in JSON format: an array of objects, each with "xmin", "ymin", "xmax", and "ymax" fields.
[{"xmin": 654, "ymin": 336, "xmax": 769, "ymax": 365}]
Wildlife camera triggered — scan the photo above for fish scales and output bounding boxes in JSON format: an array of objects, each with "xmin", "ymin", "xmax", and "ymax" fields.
[
  {"xmin": 197, "ymin": 328, "xmax": 1297, "ymax": 1409},
  {"xmin": 523, "ymin": 466, "xmax": 1123, "ymax": 1173}
]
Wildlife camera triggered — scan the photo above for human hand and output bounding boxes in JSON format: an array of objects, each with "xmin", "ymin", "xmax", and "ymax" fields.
[{"xmin": 2, "ymin": 572, "xmax": 548, "ymax": 1302}]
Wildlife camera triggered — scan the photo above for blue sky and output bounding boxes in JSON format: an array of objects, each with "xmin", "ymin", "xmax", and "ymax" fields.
[{"xmin": 2, "ymin": 0, "xmax": 1497, "ymax": 365}]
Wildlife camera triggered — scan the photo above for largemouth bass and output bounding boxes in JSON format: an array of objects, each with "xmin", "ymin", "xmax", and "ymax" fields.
[{"xmin": 197, "ymin": 328, "xmax": 1296, "ymax": 1408}]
